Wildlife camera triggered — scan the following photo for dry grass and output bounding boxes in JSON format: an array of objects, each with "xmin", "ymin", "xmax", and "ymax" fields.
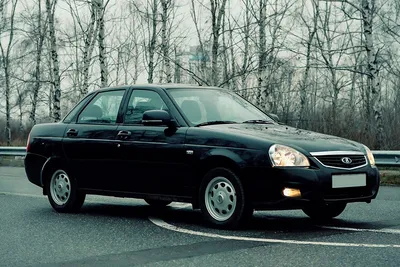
[
  {"xmin": 0, "ymin": 139, "xmax": 27, "ymax": 147},
  {"xmin": 0, "ymin": 157, "xmax": 25, "ymax": 167},
  {"xmin": 379, "ymin": 170, "xmax": 400, "ymax": 186}
]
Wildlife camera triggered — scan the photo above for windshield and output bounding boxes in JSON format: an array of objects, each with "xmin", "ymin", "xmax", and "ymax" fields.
[{"xmin": 168, "ymin": 88, "xmax": 274, "ymax": 125}]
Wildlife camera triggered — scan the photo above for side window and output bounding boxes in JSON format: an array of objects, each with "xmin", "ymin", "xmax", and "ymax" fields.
[
  {"xmin": 63, "ymin": 94, "xmax": 93, "ymax": 123},
  {"xmin": 124, "ymin": 90, "xmax": 168, "ymax": 125},
  {"xmin": 77, "ymin": 90, "xmax": 125, "ymax": 124}
]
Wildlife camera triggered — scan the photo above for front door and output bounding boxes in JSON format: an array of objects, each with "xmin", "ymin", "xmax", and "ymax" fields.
[
  {"xmin": 115, "ymin": 89, "xmax": 190, "ymax": 196},
  {"xmin": 62, "ymin": 89, "xmax": 126, "ymax": 191}
]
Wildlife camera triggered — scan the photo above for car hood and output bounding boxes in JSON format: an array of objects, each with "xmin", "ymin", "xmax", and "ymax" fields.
[{"xmin": 202, "ymin": 123, "xmax": 365, "ymax": 154}]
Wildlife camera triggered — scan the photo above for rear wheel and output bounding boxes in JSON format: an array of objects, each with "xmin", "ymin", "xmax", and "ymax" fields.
[
  {"xmin": 47, "ymin": 169, "xmax": 85, "ymax": 213},
  {"xmin": 302, "ymin": 203, "xmax": 347, "ymax": 221},
  {"xmin": 145, "ymin": 199, "xmax": 172, "ymax": 207},
  {"xmin": 199, "ymin": 167, "xmax": 251, "ymax": 229}
]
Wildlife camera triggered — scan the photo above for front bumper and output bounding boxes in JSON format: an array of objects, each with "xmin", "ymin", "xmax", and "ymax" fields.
[{"xmin": 247, "ymin": 163, "xmax": 380, "ymax": 210}]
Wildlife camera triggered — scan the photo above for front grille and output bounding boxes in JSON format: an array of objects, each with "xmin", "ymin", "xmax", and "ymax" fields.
[{"xmin": 314, "ymin": 155, "xmax": 367, "ymax": 169}]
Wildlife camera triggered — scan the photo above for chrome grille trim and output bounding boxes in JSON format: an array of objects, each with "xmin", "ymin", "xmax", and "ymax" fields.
[
  {"xmin": 311, "ymin": 152, "xmax": 368, "ymax": 170},
  {"xmin": 310, "ymin": 151, "xmax": 365, "ymax": 156}
]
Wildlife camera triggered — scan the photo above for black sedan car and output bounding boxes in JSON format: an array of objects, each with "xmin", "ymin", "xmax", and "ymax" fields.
[{"xmin": 25, "ymin": 84, "xmax": 380, "ymax": 228}]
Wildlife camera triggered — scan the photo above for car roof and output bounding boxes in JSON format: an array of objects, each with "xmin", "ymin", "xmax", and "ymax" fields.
[{"xmin": 95, "ymin": 83, "xmax": 227, "ymax": 92}]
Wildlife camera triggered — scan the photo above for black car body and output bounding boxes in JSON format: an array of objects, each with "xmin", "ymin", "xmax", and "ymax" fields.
[{"xmin": 25, "ymin": 84, "xmax": 380, "ymax": 228}]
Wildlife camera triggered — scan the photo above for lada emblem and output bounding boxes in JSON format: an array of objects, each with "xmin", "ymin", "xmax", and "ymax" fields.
[{"xmin": 341, "ymin": 157, "xmax": 352, "ymax": 164}]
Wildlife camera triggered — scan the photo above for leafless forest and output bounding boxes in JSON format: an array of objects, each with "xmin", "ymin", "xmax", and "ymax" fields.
[{"xmin": 0, "ymin": 0, "xmax": 399, "ymax": 149}]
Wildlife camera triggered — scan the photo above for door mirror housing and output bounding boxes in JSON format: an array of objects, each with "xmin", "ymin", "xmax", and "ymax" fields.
[{"xmin": 142, "ymin": 110, "xmax": 176, "ymax": 127}]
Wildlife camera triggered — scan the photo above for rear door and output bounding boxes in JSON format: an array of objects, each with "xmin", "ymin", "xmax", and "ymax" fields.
[
  {"xmin": 62, "ymin": 89, "xmax": 127, "ymax": 191},
  {"xmin": 115, "ymin": 88, "xmax": 190, "ymax": 196}
]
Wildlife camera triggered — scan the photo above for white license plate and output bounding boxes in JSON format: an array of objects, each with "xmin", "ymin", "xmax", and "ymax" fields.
[{"xmin": 332, "ymin": 174, "xmax": 366, "ymax": 188}]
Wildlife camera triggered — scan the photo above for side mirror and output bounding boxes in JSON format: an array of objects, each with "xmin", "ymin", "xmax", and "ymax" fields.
[
  {"xmin": 142, "ymin": 110, "xmax": 175, "ymax": 127},
  {"xmin": 268, "ymin": 113, "xmax": 280, "ymax": 122}
]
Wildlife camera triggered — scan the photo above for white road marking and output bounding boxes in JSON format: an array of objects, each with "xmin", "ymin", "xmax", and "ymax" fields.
[
  {"xmin": 319, "ymin": 226, "xmax": 400, "ymax": 235},
  {"xmin": 148, "ymin": 216, "xmax": 400, "ymax": 248},
  {"xmin": 3, "ymin": 191, "xmax": 400, "ymax": 246}
]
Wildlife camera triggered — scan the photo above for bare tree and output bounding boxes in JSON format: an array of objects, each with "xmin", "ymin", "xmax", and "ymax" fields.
[
  {"xmin": 361, "ymin": 0, "xmax": 384, "ymax": 148},
  {"xmin": 93, "ymin": 0, "xmax": 109, "ymax": 87},
  {"xmin": 0, "ymin": 0, "xmax": 19, "ymax": 145},
  {"xmin": 190, "ymin": 0, "xmax": 208, "ymax": 84},
  {"xmin": 30, "ymin": 0, "xmax": 48, "ymax": 125},
  {"xmin": 160, "ymin": 0, "xmax": 172, "ymax": 83},
  {"xmin": 147, "ymin": 0, "xmax": 158, "ymax": 83},
  {"xmin": 45, "ymin": 0, "xmax": 61, "ymax": 122},
  {"xmin": 256, "ymin": 0, "xmax": 267, "ymax": 109},
  {"xmin": 65, "ymin": 0, "xmax": 99, "ymax": 96},
  {"xmin": 338, "ymin": 0, "xmax": 384, "ymax": 148},
  {"xmin": 297, "ymin": 0, "xmax": 319, "ymax": 129},
  {"xmin": 210, "ymin": 0, "xmax": 228, "ymax": 86}
]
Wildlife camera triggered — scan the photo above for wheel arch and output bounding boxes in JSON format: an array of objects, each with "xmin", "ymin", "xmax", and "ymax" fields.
[
  {"xmin": 40, "ymin": 157, "xmax": 66, "ymax": 194},
  {"xmin": 192, "ymin": 149, "xmax": 247, "ymax": 208}
]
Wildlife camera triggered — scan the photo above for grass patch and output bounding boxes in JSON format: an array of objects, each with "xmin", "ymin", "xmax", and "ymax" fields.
[
  {"xmin": 0, "ymin": 156, "xmax": 25, "ymax": 167},
  {"xmin": 379, "ymin": 170, "xmax": 400, "ymax": 186}
]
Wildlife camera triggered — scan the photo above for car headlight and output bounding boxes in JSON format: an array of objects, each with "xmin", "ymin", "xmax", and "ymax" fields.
[
  {"xmin": 363, "ymin": 145, "xmax": 375, "ymax": 166},
  {"xmin": 268, "ymin": 144, "xmax": 310, "ymax": 167}
]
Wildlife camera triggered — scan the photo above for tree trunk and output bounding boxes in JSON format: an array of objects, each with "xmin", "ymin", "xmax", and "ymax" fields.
[
  {"xmin": 95, "ymin": 0, "xmax": 108, "ymax": 87},
  {"xmin": 190, "ymin": 0, "xmax": 207, "ymax": 84},
  {"xmin": 241, "ymin": 0, "xmax": 251, "ymax": 98},
  {"xmin": 46, "ymin": 0, "xmax": 61, "ymax": 122},
  {"xmin": 257, "ymin": 0, "xmax": 267, "ymax": 109},
  {"xmin": 229, "ymin": 20, "xmax": 235, "ymax": 90},
  {"xmin": 147, "ymin": 0, "xmax": 157, "ymax": 84},
  {"xmin": 174, "ymin": 46, "xmax": 181, "ymax": 83},
  {"xmin": 30, "ymin": 0, "xmax": 46, "ymax": 125},
  {"xmin": 161, "ymin": 0, "xmax": 172, "ymax": 83},
  {"xmin": 210, "ymin": 0, "xmax": 228, "ymax": 86},
  {"xmin": 361, "ymin": 0, "xmax": 383, "ymax": 148},
  {"xmin": 0, "ymin": 0, "xmax": 18, "ymax": 145},
  {"xmin": 81, "ymin": 1, "xmax": 99, "ymax": 95},
  {"xmin": 297, "ymin": 0, "xmax": 318, "ymax": 129}
]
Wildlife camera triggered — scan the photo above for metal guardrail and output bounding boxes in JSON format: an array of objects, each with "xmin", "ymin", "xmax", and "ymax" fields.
[
  {"xmin": 371, "ymin": 150, "xmax": 400, "ymax": 167},
  {"xmin": 0, "ymin": 147, "xmax": 26, "ymax": 157},
  {"xmin": 0, "ymin": 146, "xmax": 399, "ymax": 167}
]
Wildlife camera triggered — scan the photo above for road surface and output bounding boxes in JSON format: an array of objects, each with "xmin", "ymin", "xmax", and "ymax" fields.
[{"xmin": 1, "ymin": 166, "xmax": 399, "ymax": 267}]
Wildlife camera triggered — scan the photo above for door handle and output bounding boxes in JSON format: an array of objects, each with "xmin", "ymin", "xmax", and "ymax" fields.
[
  {"xmin": 66, "ymin": 128, "xmax": 78, "ymax": 137},
  {"xmin": 117, "ymin": 130, "xmax": 131, "ymax": 139}
]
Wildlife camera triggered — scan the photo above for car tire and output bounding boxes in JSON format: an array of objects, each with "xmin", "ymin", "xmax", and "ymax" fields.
[
  {"xmin": 302, "ymin": 203, "xmax": 347, "ymax": 221},
  {"xmin": 46, "ymin": 169, "xmax": 86, "ymax": 213},
  {"xmin": 145, "ymin": 199, "xmax": 172, "ymax": 207},
  {"xmin": 199, "ymin": 167, "xmax": 250, "ymax": 229}
]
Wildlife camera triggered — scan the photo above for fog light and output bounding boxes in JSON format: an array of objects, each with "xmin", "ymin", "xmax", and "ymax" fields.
[{"xmin": 283, "ymin": 188, "xmax": 301, "ymax": 198}]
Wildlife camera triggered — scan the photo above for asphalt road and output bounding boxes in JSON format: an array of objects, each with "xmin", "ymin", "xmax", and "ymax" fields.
[{"xmin": 1, "ymin": 166, "xmax": 400, "ymax": 267}]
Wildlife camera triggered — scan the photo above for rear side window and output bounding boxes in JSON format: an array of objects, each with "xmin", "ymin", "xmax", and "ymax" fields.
[
  {"xmin": 124, "ymin": 90, "xmax": 168, "ymax": 125},
  {"xmin": 77, "ymin": 90, "xmax": 125, "ymax": 124},
  {"xmin": 63, "ymin": 94, "xmax": 93, "ymax": 123}
]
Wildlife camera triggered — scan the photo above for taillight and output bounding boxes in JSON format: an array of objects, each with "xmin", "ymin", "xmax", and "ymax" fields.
[{"xmin": 26, "ymin": 133, "xmax": 31, "ymax": 152}]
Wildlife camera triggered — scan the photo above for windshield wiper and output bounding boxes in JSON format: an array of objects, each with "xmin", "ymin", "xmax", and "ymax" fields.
[
  {"xmin": 242, "ymin": 119, "xmax": 275, "ymax": 124},
  {"xmin": 195, "ymin": 120, "xmax": 238, "ymax": 127}
]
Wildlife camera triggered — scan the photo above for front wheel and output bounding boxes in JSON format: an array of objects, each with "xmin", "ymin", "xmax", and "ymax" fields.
[
  {"xmin": 199, "ymin": 167, "xmax": 251, "ymax": 229},
  {"xmin": 302, "ymin": 202, "xmax": 347, "ymax": 221},
  {"xmin": 47, "ymin": 169, "xmax": 86, "ymax": 213}
]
